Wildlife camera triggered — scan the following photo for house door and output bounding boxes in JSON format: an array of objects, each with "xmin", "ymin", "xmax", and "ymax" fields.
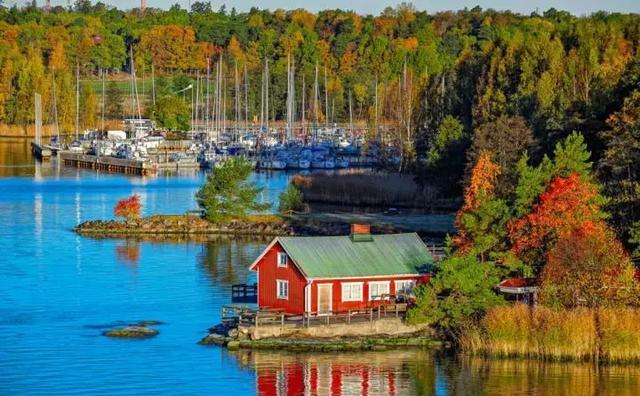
[{"xmin": 317, "ymin": 284, "xmax": 332, "ymax": 315}]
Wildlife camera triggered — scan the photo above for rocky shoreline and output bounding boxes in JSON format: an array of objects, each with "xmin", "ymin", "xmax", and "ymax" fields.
[
  {"xmin": 74, "ymin": 214, "xmax": 405, "ymax": 237},
  {"xmin": 199, "ymin": 333, "xmax": 442, "ymax": 352}
]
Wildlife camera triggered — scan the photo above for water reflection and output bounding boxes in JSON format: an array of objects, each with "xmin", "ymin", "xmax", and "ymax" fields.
[
  {"xmin": 234, "ymin": 350, "xmax": 433, "ymax": 396},
  {"xmin": 115, "ymin": 240, "xmax": 141, "ymax": 265},
  {"xmin": 228, "ymin": 350, "xmax": 640, "ymax": 396},
  {"xmin": 198, "ymin": 237, "xmax": 266, "ymax": 288},
  {"xmin": 456, "ymin": 357, "xmax": 640, "ymax": 396}
]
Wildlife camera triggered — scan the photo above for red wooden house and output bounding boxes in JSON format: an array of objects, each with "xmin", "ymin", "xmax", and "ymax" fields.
[{"xmin": 249, "ymin": 225, "xmax": 433, "ymax": 316}]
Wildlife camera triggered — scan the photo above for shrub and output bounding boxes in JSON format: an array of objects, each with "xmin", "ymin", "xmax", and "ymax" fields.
[{"xmin": 278, "ymin": 183, "xmax": 304, "ymax": 213}]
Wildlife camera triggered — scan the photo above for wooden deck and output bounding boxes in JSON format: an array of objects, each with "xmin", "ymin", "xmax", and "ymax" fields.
[{"xmin": 221, "ymin": 297, "xmax": 409, "ymax": 330}]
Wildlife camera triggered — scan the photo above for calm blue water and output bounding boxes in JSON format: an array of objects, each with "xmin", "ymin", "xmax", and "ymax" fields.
[{"xmin": 1, "ymin": 142, "xmax": 640, "ymax": 395}]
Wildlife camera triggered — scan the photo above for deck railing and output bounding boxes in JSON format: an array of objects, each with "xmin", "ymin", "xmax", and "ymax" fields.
[{"xmin": 221, "ymin": 300, "xmax": 409, "ymax": 330}]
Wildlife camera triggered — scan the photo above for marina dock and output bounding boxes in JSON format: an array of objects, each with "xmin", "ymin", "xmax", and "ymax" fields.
[{"xmin": 60, "ymin": 152, "xmax": 157, "ymax": 175}]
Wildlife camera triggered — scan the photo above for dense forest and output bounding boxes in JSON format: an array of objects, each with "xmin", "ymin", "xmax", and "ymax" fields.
[{"xmin": 0, "ymin": 2, "xmax": 638, "ymax": 251}]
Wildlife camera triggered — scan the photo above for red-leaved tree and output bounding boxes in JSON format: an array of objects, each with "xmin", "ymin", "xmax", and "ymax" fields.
[
  {"xmin": 508, "ymin": 173, "xmax": 602, "ymax": 258},
  {"xmin": 114, "ymin": 194, "xmax": 141, "ymax": 220}
]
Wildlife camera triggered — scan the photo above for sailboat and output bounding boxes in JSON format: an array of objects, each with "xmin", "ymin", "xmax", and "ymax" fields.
[{"xmin": 31, "ymin": 93, "xmax": 52, "ymax": 160}]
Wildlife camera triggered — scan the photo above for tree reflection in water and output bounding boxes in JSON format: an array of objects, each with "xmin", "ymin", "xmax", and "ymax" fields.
[
  {"xmin": 197, "ymin": 236, "xmax": 269, "ymax": 290},
  {"xmin": 228, "ymin": 349, "xmax": 640, "ymax": 396},
  {"xmin": 115, "ymin": 239, "xmax": 140, "ymax": 265}
]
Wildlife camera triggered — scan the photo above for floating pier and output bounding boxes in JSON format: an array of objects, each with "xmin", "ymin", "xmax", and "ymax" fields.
[{"xmin": 60, "ymin": 152, "xmax": 157, "ymax": 175}]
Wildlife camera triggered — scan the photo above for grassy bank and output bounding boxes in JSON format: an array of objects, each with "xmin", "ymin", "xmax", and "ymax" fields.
[
  {"xmin": 461, "ymin": 304, "xmax": 640, "ymax": 363},
  {"xmin": 292, "ymin": 172, "xmax": 459, "ymax": 210}
]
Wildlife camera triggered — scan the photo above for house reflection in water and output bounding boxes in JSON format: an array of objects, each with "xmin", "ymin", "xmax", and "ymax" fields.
[{"xmin": 235, "ymin": 350, "xmax": 430, "ymax": 396}]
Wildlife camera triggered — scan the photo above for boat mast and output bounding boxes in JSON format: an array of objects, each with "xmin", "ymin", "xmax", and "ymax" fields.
[
  {"xmin": 35, "ymin": 93, "xmax": 42, "ymax": 147},
  {"xmin": 51, "ymin": 71, "xmax": 60, "ymax": 142},
  {"xmin": 313, "ymin": 62, "xmax": 318, "ymax": 144},
  {"xmin": 265, "ymin": 59, "xmax": 269, "ymax": 135},
  {"xmin": 235, "ymin": 59, "xmax": 239, "ymax": 142},
  {"xmin": 75, "ymin": 61, "xmax": 79, "ymax": 140},
  {"xmin": 151, "ymin": 63, "xmax": 156, "ymax": 107},
  {"xmin": 260, "ymin": 59, "xmax": 264, "ymax": 135},
  {"xmin": 130, "ymin": 46, "xmax": 142, "ymax": 121},
  {"xmin": 291, "ymin": 55, "xmax": 295, "ymax": 141},
  {"xmin": 349, "ymin": 88, "xmax": 353, "ymax": 139},
  {"xmin": 301, "ymin": 74, "xmax": 306, "ymax": 138},
  {"xmin": 205, "ymin": 58, "xmax": 210, "ymax": 137},
  {"xmin": 243, "ymin": 62, "xmax": 248, "ymax": 135},
  {"xmin": 222, "ymin": 58, "xmax": 226, "ymax": 137},
  {"xmin": 374, "ymin": 74, "xmax": 378, "ymax": 142},
  {"xmin": 324, "ymin": 66, "xmax": 328, "ymax": 130},
  {"xmin": 101, "ymin": 68, "xmax": 105, "ymax": 133},
  {"xmin": 194, "ymin": 71, "xmax": 200, "ymax": 133},
  {"xmin": 286, "ymin": 53, "xmax": 291, "ymax": 143}
]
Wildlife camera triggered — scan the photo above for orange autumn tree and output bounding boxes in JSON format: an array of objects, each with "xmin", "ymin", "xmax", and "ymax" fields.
[
  {"xmin": 508, "ymin": 172, "xmax": 637, "ymax": 307},
  {"xmin": 541, "ymin": 225, "xmax": 638, "ymax": 308},
  {"xmin": 453, "ymin": 151, "xmax": 502, "ymax": 253},
  {"xmin": 114, "ymin": 194, "xmax": 141, "ymax": 220},
  {"xmin": 509, "ymin": 173, "xmax": 603, "ymax": 257}
]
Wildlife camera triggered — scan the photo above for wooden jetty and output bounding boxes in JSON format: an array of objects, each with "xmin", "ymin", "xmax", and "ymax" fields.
[{"xmin": 60, "ymin": 152, "xmax": 157, "ymax": 175}]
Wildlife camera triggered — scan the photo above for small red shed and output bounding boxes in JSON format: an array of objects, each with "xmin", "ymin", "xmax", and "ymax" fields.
[{"xmin": 249, "ymin": 225, "xmax": 433, "ymax": 316}]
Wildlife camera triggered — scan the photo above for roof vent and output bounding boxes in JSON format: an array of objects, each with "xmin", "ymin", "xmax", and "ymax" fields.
[{"xmin": 350, "ymin": 224, "xmax": 373, "ymax": 242}]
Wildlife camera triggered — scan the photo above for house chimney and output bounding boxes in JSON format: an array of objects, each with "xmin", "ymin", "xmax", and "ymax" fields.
[{"xmin": 350, "ymin": 224, "xmax": 372, "ymax": 242}]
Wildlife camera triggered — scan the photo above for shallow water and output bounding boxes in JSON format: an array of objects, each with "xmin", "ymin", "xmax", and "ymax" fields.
[{"xmin": 1, "ymin": 141, "xmax": 640, "ymax": 395}]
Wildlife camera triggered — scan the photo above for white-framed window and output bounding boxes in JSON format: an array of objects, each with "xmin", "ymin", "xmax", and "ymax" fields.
[
  {"xmin": 277, "ymin": 279, "xmax": 289, "ymax": 299},
  {"xmin": 341, "ymin": 282, "xmax": 363, "ymax": 302},
  {"xmin": 395, "ymin": 279, "xmax": 416, "ymax": 294},
  {"xmin": 277, "ymin": 252, "xmax": 288, "ymax": 267},
  {"xmin": 369, "ymin": 281, "xmax": 390, "ymax": 301}
]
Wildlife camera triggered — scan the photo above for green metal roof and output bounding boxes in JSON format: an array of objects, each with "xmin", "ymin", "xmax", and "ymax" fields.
[{"xmin": 277, "ymin": 233, "xmax": 433, "ymax": 279}]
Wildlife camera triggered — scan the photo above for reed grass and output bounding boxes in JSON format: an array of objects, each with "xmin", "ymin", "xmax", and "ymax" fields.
[
  {"xmin": 598, "ymin": 307, "xmax": 640, "ymax": 363},
  {"xmin": 292, "ymin": 171, "xmax": 449, "ymax": 209},
  {"xmin": 464, "ymin": 304, "xmax": 640, "ymax": 363}
]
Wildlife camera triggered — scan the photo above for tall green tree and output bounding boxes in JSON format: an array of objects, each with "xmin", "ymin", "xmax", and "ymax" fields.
[
  {"xmin": 196, "ymin": 158, "xmax": 270, "ymax": 223},
  {"xmin": 105, "ymin": 80, "xmax": 123, "ymax": 119},
  {"xmin": 151, "ymin": 96, "xmax": 190, "ymax": 131}
]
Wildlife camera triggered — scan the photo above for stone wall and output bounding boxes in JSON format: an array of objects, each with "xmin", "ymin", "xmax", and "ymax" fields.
[{"xmin": 245, "ymin": 317, "xmax": 431, "ymax": 340}]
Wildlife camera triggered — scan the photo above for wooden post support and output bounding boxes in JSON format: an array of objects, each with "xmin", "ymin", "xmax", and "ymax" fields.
[
  {"xmin": 326, "ymin": 315, "xmax": 329, "ymax": 325},
  {"xmin": 378, "ymin": 306, "xmax": 381, "ymax": 320},
  {"xmin": 348, "ymin": 310, "xmax": 351, "ymax": 324},
  {"xmin": 395, "ymin": 304, "xmax": 399, "ymax": 318},
  {"xmin": 281, "ymin": 314, "xmax": 284, "ymax": 330},
  {"xmin": 370, "ymin": 309, "xmax": 373, "ymax": 322}
]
